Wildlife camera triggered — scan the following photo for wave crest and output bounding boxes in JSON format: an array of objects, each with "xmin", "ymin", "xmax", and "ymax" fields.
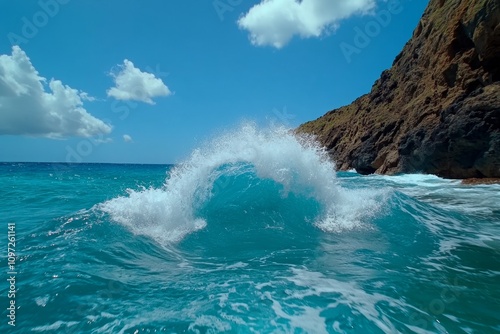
[{"xmin": 100, "ymin": 124, "xmax": 382, "ymax": 244}]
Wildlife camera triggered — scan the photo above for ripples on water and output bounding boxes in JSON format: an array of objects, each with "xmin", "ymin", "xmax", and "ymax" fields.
[{"xmin": 1, "ymin": 125, "xmax": 499, "ymax": 333}]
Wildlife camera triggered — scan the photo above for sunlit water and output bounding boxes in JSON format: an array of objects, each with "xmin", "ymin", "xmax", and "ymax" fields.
[{"xmin": 1, "ymin": 125, "xmax": 499, "ymax": 333}]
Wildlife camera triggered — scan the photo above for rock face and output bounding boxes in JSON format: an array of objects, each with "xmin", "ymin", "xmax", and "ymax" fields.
[{"xmin": 298, "ymin": 0, "xmax": 500, "ymax": 178}]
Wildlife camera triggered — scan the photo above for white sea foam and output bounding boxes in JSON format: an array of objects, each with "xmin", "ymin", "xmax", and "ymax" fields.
[
  {"xmin": 256, "ymin": 267, "xmax": 408, "ymax": 333},
  {"xmin": 361, "ymin": 172, "xmax": 500, "ymax": 256},
  {"xmin": 34, "ymin": 295, "xmax": 50, "ymax": 307},
  {"xmin": 100, "ymin": 123, "xmax": 383, "ymax": 244},
  {"xmin": 366, "ymin": 173, "xmax": 500, "ymax": 218},
  {"xmin": 32, "ymin": 320, "xmax": 79, "ymax": 332}
]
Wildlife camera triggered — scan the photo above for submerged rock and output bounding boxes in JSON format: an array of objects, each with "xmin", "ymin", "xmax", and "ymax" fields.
[{"xmin": 298, "ymin": 0, "xmax": 500, "ymax": 179}]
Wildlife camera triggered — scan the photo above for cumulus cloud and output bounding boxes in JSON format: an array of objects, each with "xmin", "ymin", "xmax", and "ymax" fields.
[
  {"xmin": 107, "ymin": 60, "xmax": 171, "ymax": 104},
  {"xmin": 123, "ymin": 134, "xmax": 133, "ymax": 143},
  {"xmin": 238, "ymin": 0, "xmax": 376, "ymax": 48},
  {"xmin": 0, "ymin": 46, "xmax": 112, "ymax": 138}
]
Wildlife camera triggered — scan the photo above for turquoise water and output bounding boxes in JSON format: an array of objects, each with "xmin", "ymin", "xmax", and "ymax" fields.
[{"xmin": 1, "ymin": 126, "xmax": 500, "ymax": 333}]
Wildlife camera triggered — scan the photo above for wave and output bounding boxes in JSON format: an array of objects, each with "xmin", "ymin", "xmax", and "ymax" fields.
[{"xmin": 99, "ymin": 124, "xmax": 384, "ymax": 245}]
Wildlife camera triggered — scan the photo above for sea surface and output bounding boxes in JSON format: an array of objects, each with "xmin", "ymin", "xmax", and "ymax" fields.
[{"xmin": 1, "ymin": 125, "xmax": 500, "ymax": 333}]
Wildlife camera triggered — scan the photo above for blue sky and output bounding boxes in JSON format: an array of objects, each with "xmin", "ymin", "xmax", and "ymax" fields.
[{"xmin": 0, "ymin": 0, "xmax": 428, "ymax": 164}]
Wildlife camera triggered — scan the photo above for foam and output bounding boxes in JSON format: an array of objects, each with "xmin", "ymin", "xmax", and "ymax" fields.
[{"xmin": 100, "ymin": 123, "xmax": 382, "ymax": 244}]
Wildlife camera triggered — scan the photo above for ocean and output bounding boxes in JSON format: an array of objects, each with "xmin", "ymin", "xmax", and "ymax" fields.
[{"xmin": 2, "ymin": 125, "xmax": 500, "ymax": 333}]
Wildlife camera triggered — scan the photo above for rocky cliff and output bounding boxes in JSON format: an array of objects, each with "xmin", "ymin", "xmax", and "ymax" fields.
[{"xmin": 298, "ymin": 0, "xmax": 500, "ymax": 178}]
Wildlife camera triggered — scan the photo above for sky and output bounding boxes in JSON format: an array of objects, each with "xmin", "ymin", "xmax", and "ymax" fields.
[{"xmin": 0, "ymin": 0, "xmax": 429, "ymax": 164}]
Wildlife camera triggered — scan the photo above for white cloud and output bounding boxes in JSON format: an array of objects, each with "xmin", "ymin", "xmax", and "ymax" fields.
[
  {"xmin": 123, "ymin": 134, "xmax": 133, "ymax": 143},
  {"xmin": 96, "ymin": 137, "xmax": 113, "ymax": 144},
  {"xmin": 79, "ymin": 92, "xmax": 96, "ymax": 102},
  {"xmin": 0, "ymin": 46, "xmax": 112, "ymax": 138},
  {"xmin": 238, "ymin": 0, "xmax": 376, "ymax": 48},
  {"xmin": 107, "ymin": 60, "xmax": 171, "ymax": 104}
]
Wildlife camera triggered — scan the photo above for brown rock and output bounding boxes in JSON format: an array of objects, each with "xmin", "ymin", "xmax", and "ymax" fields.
[
  {"xmin": 298, "ymin": 0, "xmax": 500, "ymax": 179},
  {"xmin": 461, "ymin": 178, "xmax": 500, "ymax": 184}
]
